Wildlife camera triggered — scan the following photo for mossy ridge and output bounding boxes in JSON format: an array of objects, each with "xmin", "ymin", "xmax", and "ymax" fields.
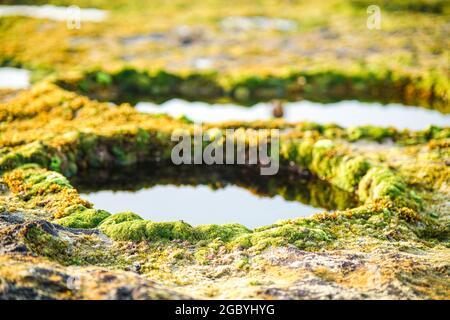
[
  {"xmin": 0, "ymin": 86, "xmax": 438, "ymax": 212},
  {"xmin": 350, "ymin": 0, "xmax": 449, "ymax": 14},
  {"xmin": 1, "ymin": 165, "xmax": 91, "ymax": 219},
  {"xmin": 2, "ymin": 164, "xmax": 445, "ymax": 250},
  {"xmin": 98, "ymin": 213, "xmax": 252, "ymax": 243},
  {"xmin": 86, "ymin": 198, "xmax": 448, "ymax": 250},
  {"xmin": 279, "ymin": 137, "xmax": 423, "ymax": 210},
  {"xmin": 59, "ymin": 68, "xmax": 450, "ymax": 112},
  {"xmin": 1, "ymin": 123, "xmax": 445, "ymax": 180},
  {"xmin": 2, "ymin": 135, "xmax": 421, "ymax": 213},
  {"xmin": 0, "ymin": 84, "xmax": 446, "ymax": 152},
  {"xmin": 54, "ymin": 205, "xmax": 111, "ymax": 229},
  {"xmin": 209, "ymin": 121, "xmax": 450, "ymax": 146}
]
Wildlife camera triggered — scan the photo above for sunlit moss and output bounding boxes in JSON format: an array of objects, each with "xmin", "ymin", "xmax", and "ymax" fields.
[{"xmin": 54, "ymin": 205, "xmax": 111, "ymax": 228}]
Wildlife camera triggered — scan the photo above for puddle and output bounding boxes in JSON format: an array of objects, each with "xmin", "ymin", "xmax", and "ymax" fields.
[
  {"xmin": 136, "ymin": 99, "xmax": 450, "ymax": 130},
  {"xmin": 74, "ymin": 165, "xmax": 358, "ymax": 229},
  {"xmin": 82, "ymin": 185, "xmax": 321, "ymax": 229},
  {"xmin": 0, "ymin": 67, "xmax": 30, "ymax": 89},
  {"xmin": 0, "ymin": 5, "xmax": 108, "ymax": 22}
]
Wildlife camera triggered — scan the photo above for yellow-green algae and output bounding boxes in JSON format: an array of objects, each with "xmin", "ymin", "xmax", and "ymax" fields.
[
  {"xmin": 0, "ymin": 83, "xmax": 448, "ymax": 299},
  {"xmin": 0, "ymin": 0, "xmax": 449, "ymax": 110}
]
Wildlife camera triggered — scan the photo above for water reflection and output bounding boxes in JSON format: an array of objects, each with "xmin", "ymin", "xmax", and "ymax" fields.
[
  {"xmin": 136, "ymin": 99, "xmax": 450, "ymax": 130},
  {"xmin": 72, "ymin": 165, "xmax": 359, "ymax": 228}
]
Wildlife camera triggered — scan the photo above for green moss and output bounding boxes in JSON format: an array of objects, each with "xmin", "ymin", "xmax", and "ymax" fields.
[
  {"xmin": 0, "ymin": 142, "xmax": 50, "ymax": 173},
  {"xmin": 346, "ymin": 126, "xmax": 394, "ymax": 142},
  {"xmin": 100, "ymin": 220, "xmax": 148, "ymax": 242},
  {"xmin": 54, "ymin": 205, "xmax": 111, "ymax": 229},
  {"xmin": 31, "ymin": 174, "xmax": 70, "ymax": 195},
  {"xmin": 95, "ymin": 71, "xmax": 112, "ymax": 86},
  {"xmin": 136, "ymin": 128, "xmax": 151, "ymax": 148},
  {"xmin": 99, "ymin": 211, "xmax": 143, "ymax": 227},
  {"xmin": 358, "ymin": 167, "xmax": 422, "ymax": 208},
  {"xmin": 145, "ymin": 221, "xmax": 194, "ymax": 241},
  {"xmin": 59, "ymin": 66, "xmax": 450, "ymax": 111},
  {"xmin": 350, "ymin": 0, "xmax": 448, "ymax": 14},
  {"xmin": 49, "ymin": 156, "xmax": 62, "ymax": 172},
  {"xmin": 99, "ymin": 220, "xmax": 253, "ymax": 243},
  {"xmin": 334, "ymin": 156, "xmax": 370, "ymax": 192},
  {"xmin": 284, "ymin": 138, "xmax": 371, "ymax": 193},
  {"xmin": 99, "ymin": 219, "xmax": 195, "ymax": 242},
  {"xmin": 22, "ymin": 223, "xmax": 71, "ymax": 264},
  {"xmin": 294, "ymin": 138, "xmax": 315, "ymax": 167},
  {"xmin": 196, "ymin": 223, "xmax": 252, "ymax": 242},
  {"xmin": 280, "ymin": 136, "xmax": 422, "ymax": 210},
  {"xmin": 110, "ymin": 145, "xmax": 137, "ymax": 166},
  {"xmin": 247, "ymin": 223, "xmax": 333, "ymax": 250},
  {"xmin": 98, "ymin": 213, "xmax": 336, "ymax": 249}
]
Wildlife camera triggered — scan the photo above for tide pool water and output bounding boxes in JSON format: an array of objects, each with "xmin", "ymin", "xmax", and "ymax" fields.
[{"xmin": 136, "ymin": 99, "xmax": 449, "ymax": 130}]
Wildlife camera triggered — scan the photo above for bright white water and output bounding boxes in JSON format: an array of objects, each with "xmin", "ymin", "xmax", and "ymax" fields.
[
  {"xmin": 0, "ymin": 67, "xmax": 30, "ymax": 89},
  {"xmin": 136, "ymin": 99, "xmax": 449, "ymax": 130},
  {"xmin": 0, "ymin": 5, "xmax": 108, "ymax": 22}
]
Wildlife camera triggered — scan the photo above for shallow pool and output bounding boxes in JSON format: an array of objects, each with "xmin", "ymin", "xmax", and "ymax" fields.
[
  {"xmin": 136, "ymin": 99, "xmax": 449, "ymax": 130},
  {"xmin": 75, "ymin": 165, "xmax": 357, "ymax": 229},
  {"xmin": 82, "ymin": 185, "xmax": 322, "ymax": 229}
]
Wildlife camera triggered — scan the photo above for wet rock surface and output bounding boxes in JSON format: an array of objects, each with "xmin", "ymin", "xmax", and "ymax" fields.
[{"xmin": 0, "ymin": 212, "xmax": 190, "ymax": 300}]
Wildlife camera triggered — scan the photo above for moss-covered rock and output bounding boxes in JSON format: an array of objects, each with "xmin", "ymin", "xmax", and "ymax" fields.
[
  {"xmin": 100, "ymin": 219, "xmax": 195, "ymax": 242},
  {"xmin": 358, "ymin": 167, "xmax": 422, "ymax": 209},
  {"xmin": 99, "ymin": 211, "xmax": 143, "ymax": 227},
  {"xmin": 196, "ymin": 223, "xmax": 252, "ymax": 242},
  {"xmin": 54, "ymin": 206, "xmax": 111, "ymax": 229}
]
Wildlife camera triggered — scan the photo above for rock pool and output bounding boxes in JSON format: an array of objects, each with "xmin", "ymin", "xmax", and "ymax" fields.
[
  {"xmin": 136, "ymin": 99, "xmax": 450, "ymax": 130},
  {"xmin": 75, "ymin": 165, "xmax": 358, "ymax": 228}
]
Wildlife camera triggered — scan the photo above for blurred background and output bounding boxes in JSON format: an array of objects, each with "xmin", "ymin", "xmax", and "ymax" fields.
[{"xmin": 0, "ymin": 1, "xmax": 449, "ymax": 114}]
